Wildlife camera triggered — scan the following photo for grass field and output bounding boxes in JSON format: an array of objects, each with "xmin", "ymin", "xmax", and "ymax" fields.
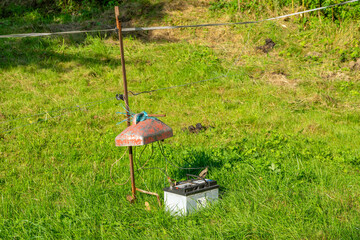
[{"xmin": 1, "ymin": 1, "xmax": 360, "ymax": 239}]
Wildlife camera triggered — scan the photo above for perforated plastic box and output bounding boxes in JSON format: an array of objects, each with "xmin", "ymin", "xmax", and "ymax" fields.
[{"xmin": 163, "ymin": 179, "xmax": 219, "ymax": 216}]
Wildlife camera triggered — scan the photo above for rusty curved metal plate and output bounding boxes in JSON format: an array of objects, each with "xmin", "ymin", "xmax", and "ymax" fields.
[{"xmin": 115, "ymin": 119, "xmax": 173, "ymax": 146}]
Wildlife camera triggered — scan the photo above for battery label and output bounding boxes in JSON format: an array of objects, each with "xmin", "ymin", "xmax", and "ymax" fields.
[{"xmin": 197, "ymin": 197, "xmax": 207, "ymax": 208}]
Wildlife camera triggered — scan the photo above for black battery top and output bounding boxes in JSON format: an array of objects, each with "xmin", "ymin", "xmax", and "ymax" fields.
[{"xmin": 163, "ymin": 178, "xmax": 219, "ymax": 196}]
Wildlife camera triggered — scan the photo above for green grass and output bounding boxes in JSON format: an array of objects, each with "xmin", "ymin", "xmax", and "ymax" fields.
[{"xmin": 1, "ymin": 3, "xmax": 360, "ymax": 239}]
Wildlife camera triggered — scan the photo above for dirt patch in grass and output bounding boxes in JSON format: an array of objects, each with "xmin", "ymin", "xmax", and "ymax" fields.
[
  {"xmin": 304, "ymin": 123, "xmax": 326, "ymax": 134},
  {"xmin": 263, "ymin": 72, "xmax": 297, "ymax": 88},
  {"xmin": 182, "ymin": 123, "xmax": 212, "ymax": 133},
  {"xmin": 321, "ymin": 71, "xmax": 350, "ymax": 82},
  {"xmin": 349, "ymin": 59, "xmax": 360, "ymax": 71},
  {"xmin": 256, "ymin": 38, "xmax": 276, "ymax": 53}
]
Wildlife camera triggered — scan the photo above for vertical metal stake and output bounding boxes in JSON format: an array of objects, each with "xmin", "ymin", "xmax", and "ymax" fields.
[{"xmin": 115, "ymin": 6, "xmax": 136, "ymax": 202}]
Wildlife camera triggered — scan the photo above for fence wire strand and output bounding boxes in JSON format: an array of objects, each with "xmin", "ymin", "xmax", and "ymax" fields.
[
  {"xmin": 1, "ymin": 0, "xmax": 358, "ymax": 132},
  {"xmin": 1, "ymin": 22, "xmax": 251, "ymax": 132},
  {"xmin": 0, "ymin": 96, "xmax": 116, "ymax": 125},
  {"xmin": 1, "ymin": 97, "xmax": 116, "ymax": 133},
  {"xmin": 0, "ymin": 0, "xmax": 358, "ymax": 38}
]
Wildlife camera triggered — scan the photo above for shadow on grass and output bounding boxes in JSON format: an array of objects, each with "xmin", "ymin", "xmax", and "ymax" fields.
[
  {"xmin": 0, "ymin": 0, "xmax": 167, "ymax": 40},
  {"xmin": 161, "ymin": 148, "xmax": 231, "ymax": 197},
  {"xmin": 164, "ymin": 149, "xmax": 224, "ymax": 179},
  {"xmin": 0, "ymin": 0, "xmax": 173, "ymax": 70},
  {"xmin": 0, "ymin": 36, "xmax": 120, "ymax": 71}
]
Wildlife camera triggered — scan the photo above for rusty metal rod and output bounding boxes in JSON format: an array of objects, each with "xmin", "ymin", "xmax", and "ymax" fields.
[
  {"xmin": 136, "ymin": 188, "xmax": 162, "ymax": 207},
  {"xmin": 115, "ymin": 6, "xmax": 136, "ymax": 201},
  {"xmin": 114, "ymin": 6, "xmax": 163, "ymax": 207}
]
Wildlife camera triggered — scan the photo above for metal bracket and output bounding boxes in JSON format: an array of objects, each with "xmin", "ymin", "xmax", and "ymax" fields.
[
  {"xmin": 136, "ymin": 188, "xmax": 161, "ymax": 207},
  {"xmin": 116, "ymin": 94, "xmax": 124, "ymax": 101}
]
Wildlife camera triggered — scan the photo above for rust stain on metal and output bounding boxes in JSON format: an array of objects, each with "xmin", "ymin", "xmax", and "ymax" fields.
[{"xmin": 115, "ymin": 119, "xmax": 173, "ymax": 147}]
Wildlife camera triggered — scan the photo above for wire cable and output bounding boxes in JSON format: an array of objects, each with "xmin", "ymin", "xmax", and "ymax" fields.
[
  {"xmin": 1, "ymin": 97, "xmax": 116, "ymax": 133},
  {"xmin": 1, "ymin": 17, "xmax": 251, "ymax": 132},
  {"xmin": 0, "ymin": 28, "xmax": 115, "ymax": 39},
  {"xmin": 128, "ymin": 74, "xmax": 227, "ymax": 96},
  {"xmin": 134, "ymin": 144, "xmax": 170, "ymax": 178},
  {"xmin": 111, "ymin": 143, "xmax": 170, "ymax": 188},
  {"xmin": 0, "ymin": 96, "xmax": 116, "ymax": 125},
  {"xmin": 158, "ymin": 141, "xmax": 206, "ymax": 170},
  {"xmin": 110, "ymin": 150, "xmax": 129, "ymax": 186},
  {"xmin": 128, "ymin": 27, "xmax": 249, "ymax": 96},
  {"xmin": 134, "ymin": 144, "xmax": 151, "ymax": 172},
  {"xmin": 0, "ymin": 0, "xmax": 358, "ymax": 38},
  {"xmin": 121, "ymin": 0, "xmax": 359, "ymax": 32}
]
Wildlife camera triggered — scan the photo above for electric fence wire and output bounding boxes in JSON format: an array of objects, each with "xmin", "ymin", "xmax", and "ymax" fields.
[
  {"xmin": 0, "ymin": 96, "xmax": 116, "ymax": 125},
  {"xmin": 128, "ymin": 75, "xmax": 227, "ymax": 96},
  {"xmin": 111, "ymin": 143, "xmax": 170, "ymax": 187},
  {"xmin": 120, "ymin": 0, "xmax": 359, "ymax": 32},
  {"xmin": 111, "ymin": 140, "xmax": 207, "ymax": 189},
  {"xmin": 3, "ymin": 0, "xmax": 357, "ymax": 131},
  {"xmin": 1, "ymin": 96, "xmax": 116, "ymax": 133},
  {"xmin": 0, "ymin": 0, "xmax": 358, "ymax": 39},
  {"xmin": 0, "ymin": 28, "xmax": 116, "ymax": 39},
  {"xmin": 110, "ymin": 150, "xmax": 130, "ymax": 186},
  {"xmin": 1, "ymin": 14, "xmax": 251, "ymax": 133},
  {"xmin": 133, "ymin": 144, "xmax": 151, "ymax": 191},
  {"xmin": 116, "ymin": 36, "xmax": 252, "ymax": 180},
  {"xmin": 128, "ymin": 20, "xmax": 251, "ymax": 96},
  {"xmin": 137, "ymin": 143, "xmax": 170, "ymax": 177},
  {"xmin": 158, "ymin": 141, "xmax": 206, "ymax": 170},
  {"xmin": 134, "ymin": 143, "xmax": 171, "ymax": 189},
  {"xmin": 136, "ymin": 142, "xmax": 208, "ymax": 190},
  {"xmin": 0, "ymin": 69, "xmax": 234, "ymax": 132},
  {"xmin": 1, "ymin": 20, "xmax": 248, "ymax": 132}
]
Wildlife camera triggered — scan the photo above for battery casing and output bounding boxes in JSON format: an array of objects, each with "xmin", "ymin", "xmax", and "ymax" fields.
[{"xmin": 163, "ymin": 179, "xmax": 219, "ymax": 216}]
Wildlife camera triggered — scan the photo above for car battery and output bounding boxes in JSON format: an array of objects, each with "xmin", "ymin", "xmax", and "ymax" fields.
[{"xmin": 163, "ymin": 177, "xmax": 219, "ymax": 216}]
